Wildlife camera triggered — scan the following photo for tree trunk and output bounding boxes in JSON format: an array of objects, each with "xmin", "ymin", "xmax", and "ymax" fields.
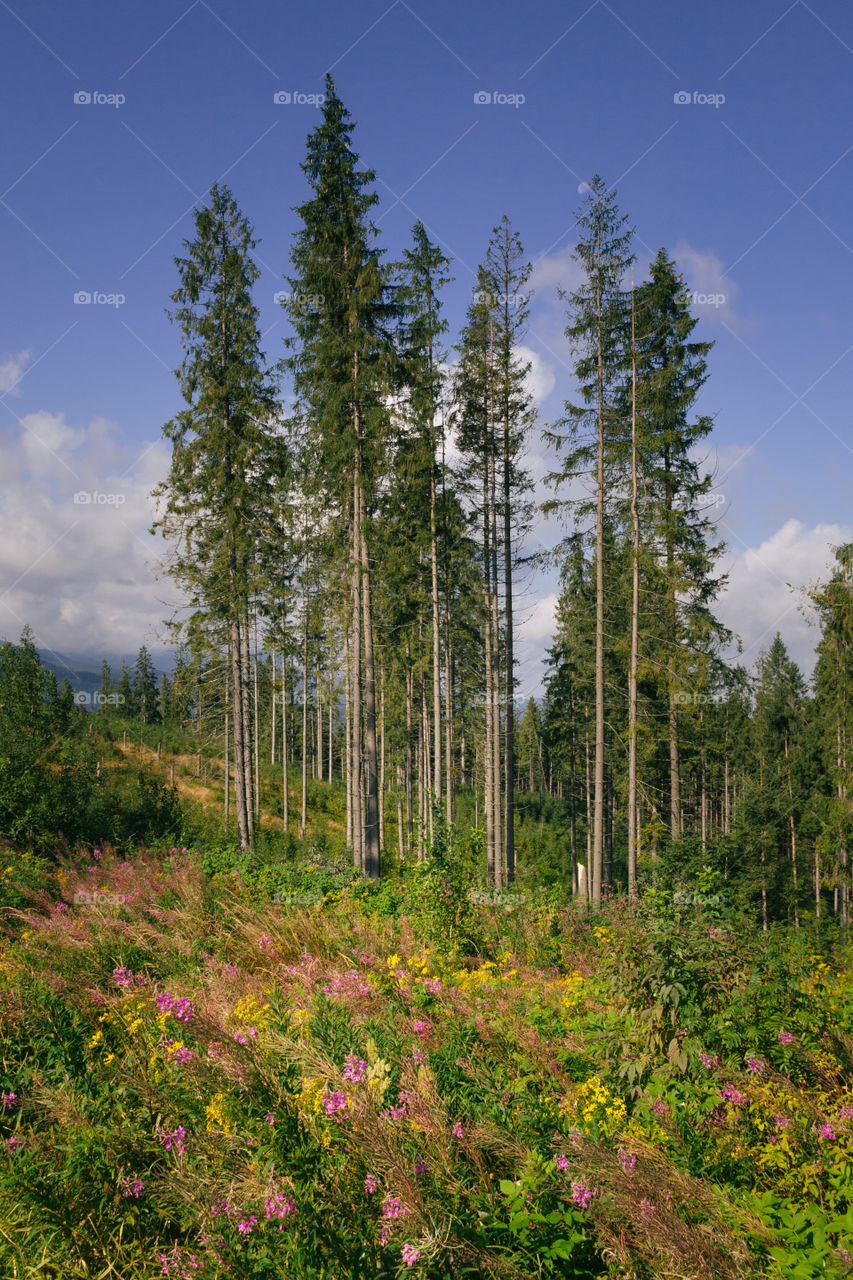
[
  {"xmin": 300, "ymin": 580, "xmax": 309, "ymax": 841},
  {"xmin": 360, "ymin": 485, "xmax": 380, "ymax": 879},
  {"xmin": 592, "ymin": 253, "xmax": 605, "ymax": 905},
  {"xmin": 627, "ymin": 281, "xmax": 640, "ymax": 897}
]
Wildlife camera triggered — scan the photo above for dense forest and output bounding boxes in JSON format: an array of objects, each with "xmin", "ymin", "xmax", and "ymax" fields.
[{"xmin": 3, "ymin": 76, "xmax": 851, "ymax": 931}]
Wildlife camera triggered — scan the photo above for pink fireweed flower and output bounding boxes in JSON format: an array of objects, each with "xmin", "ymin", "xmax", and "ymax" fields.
[
  {"xmin": 746, "ymin": 1056, "xmax": 766, "ymax": 1075},
  {"xmin": 6, "ymin": 1135, "xmax": 23, "ymax": 1152},
  {"xmin": 120, "ymin": 1174, "xmax": 144, "ymax": 1198},
  {"xmin": 265, "ymin": 1113, "xmax": 275, "ymax": 1126},
  {"xmin": 452, "ymin": 1121, "xmax": 464, "ymax": 1140},
  {"xmin": 265, "ymin": 1193, "xmax": 296, "ymax": 1228},
  {"xmin": 382, "ymin": 1196, "xmax": 409, "ymax": 1220},
  {"xmin": 1, "ymin": 1092, "xmax": 17, "ymax": 1109},
  {"xmin": 113, "ymin": 967, "xmax": 133, "ymax": 986},
  {"xmin": 571, "ymin": 1181, "xmax": 594, "ymax": 1208},
  {"xmin": 401, "ymin": 1243, "xmax": 423, "ymax": 1267},
  {"xmin": 412, "ymin": 1020, "xmax": 429, "ymax": 1036},
  {"xmin": 414, "ymin": 1157, "xmax": 429, "ymax": 1175},
  {"xmin": 773, "ymin": 1112, "xmax": 791, "ymax": 1130},
  {"xmin": 406, "ymin": 1048, "xmax": 426, "ymax": 1067},
  {"xmin": 837, "ymin": 1104, "xmax": 853, "ymax": 1121},
  {"xmin": 423, "ymin": 978, "xmax": 442, "ymax": 994},
  {"xmin": 818, "ymin": 1122, "xmax": 837, "ymax": 1141},
  {"xmin": 324, "ymin": 1091, "xmax": 348, "ymax": 1120},
  {"xmin": 720, "ymin": 1083, "xmax": 746, "ymax": 1106},
  {"xmin": 342, "ymin": 1055, "xmax": 367, "ymax": 1084},
  {"xmin": 699, "ymin": 1052, "xmax": 719, "ymax": 1069},
  {"xmin": 618, "ymin": 1149, "xmax": 637, "ymax": 1172},
  {"xmin": 233, "ymin": 1027, "xmax": 258, "ymax": 1045},
  {"xmin": 777, "ymin": 1029, "xmax": 794, "ymax": 1045},
  {"xmin": 210, "ymin": 1197, "xmax": 232, "ymax": 1217},
  {"xmin": 258, "ymin": 935, "xmax": 273, "ymax": 950},
  {"xmin": 159, "ymin": 1125, "xmax": 187, "ymax": 1157},
  {"xmin": 651, "ymin": 1098, "xmax": 671, "ymax": 1118},
  {"xmin": 554, "ymin": 1154, "xmax": 570, "ymax": 1172},
  {"xmin": 364, "ymin": 1175, "xmax": 379, "ymax": 1194},
  {"xmin": 237, "ymin": 1215, "xmax": 258, "ymax": 1235}
]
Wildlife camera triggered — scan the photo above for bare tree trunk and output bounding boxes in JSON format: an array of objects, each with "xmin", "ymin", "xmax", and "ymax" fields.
[
  {"xmin": 270, "ymin": 646, "xmax": 276, "ymax": 766},
  {"xmin": 360, "ymin": 485, "xmax": 380, "ymax": 879},
  {"xmin": 345, "ymin": 632, "xmax": 352, "ymax": 850},
  {"xmin": 300, "ymin": 580, "xmax": 309, "ymax": 841},
  {"xmin": 445, "ymin": 627, "xmax": 455, "ymax": 825},
  {"xmin": 351, "ymin": 490, "xmax": 364, "ymax": 872},
  {"xmin": 430, "ymin": 465, "xmax": 442, "ymax": 809},
  {"xmin": 229, "ymin": 613, "xmax": 249, "ymax": 849},
  {"xmin": 328, "ymin": 699, "xmax": 333, "ymax": 785},
  {"xmin": 592, "ymin": 258, "xmax": 605, "ymax": 905},
  {"xmin": 253, "ymin": 616, "xmax": 260, "ymax": 819},
  {"xmin": 280, "ymin": 634, "xmax": 288, "ymax": 833},
  {"xmin": 240, "ymin": 610, "xmax": 255, "ymax": 846},
  {"xmin": 379, "ymin": 664, "xmax": 386, "ymax": 852},
  {"xmin": 627, "ymin": 280, "xmax": 640, "ymax": 897},
  {"xmin": 405, "ymin": 656, "xmax": 413, "ymax": 857},
  {"xmin": 668, "ymin": 692, "xmax": 681, "ymax": 840},
  {"xmin": 224, "ymin": 687, "xmax": 230, "ymax": 830}
]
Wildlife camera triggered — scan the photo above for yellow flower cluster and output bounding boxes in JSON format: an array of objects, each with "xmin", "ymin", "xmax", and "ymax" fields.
[
  {"xmin": 571, "ymin": 1074, "xmax": 627, "ymax": 1136},
  {"xmin": 232, "ymin": 994, "xmax": 271, "ymax": 1029},
  {"xmin": 205, "ymin": 1091, "xmax": 232, "ymax": 1135},
  {"xmin": 561, "ymin": 971, "xmax": 585, "ymax": 1012},
  {"xmin": 592, "ymin": 925, "xmax": 612, "ymax": 946}
]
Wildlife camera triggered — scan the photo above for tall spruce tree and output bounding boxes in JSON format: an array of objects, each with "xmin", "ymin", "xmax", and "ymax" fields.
[
  {"xmin": 545, "ymin": 176, "xmax": 634, "ymax": 903},
  {"xmin": 286, "ymin": 77, "xmax": 397, "ymax": 879},
  {"xmin": 153, "ymin": 182, "xmax": 278, "ymax": 850}
]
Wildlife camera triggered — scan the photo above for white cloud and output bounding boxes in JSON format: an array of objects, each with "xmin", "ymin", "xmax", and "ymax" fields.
[
  {"xmin": 0, "ymin": 409, "xmax": 175, "ymax": 659},
  {"xmin": 517, "ymin": 343, "xmax": 555, "ymax": 408},
  {"xmin": 717, "ymin": 519, "xmax": 853, "ymax": 675},
  {"xmin": 0, "ymin": 349, "xmax": 32, "ymax": 395},
  {"xmin": 672, "ymin": 241, "xmax": 744, "ymax": 328},
  {"xmin": 529, "ymin": 244, "xmax": 585, "ymax": 296}
]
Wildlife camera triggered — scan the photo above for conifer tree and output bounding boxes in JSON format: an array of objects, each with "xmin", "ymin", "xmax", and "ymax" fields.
[
  {"xmin": 153, "ymin": 183, "xmax": 278, "ymax": 849},
  {"xmin": 286, "ymin": 77, "xmax": 397, "ymax": 878}
]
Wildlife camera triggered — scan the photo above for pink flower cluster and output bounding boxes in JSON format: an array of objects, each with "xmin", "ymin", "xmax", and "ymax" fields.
[
  {"xmin": 258, "ymin": 935, "xmax": 273, "ymax": 950},
  {"xmin": 237, "ymin": 1215, "xmax": 258, "ymax": 1235},
  {"xmin": 120, "ymin": 1174, "xmax": 145, "ymax": 1198},
  {"xmin": 342, "ymin": 1055, "xmax": 367, "ymax": 1083},
  {"xmin": 401, "ymin": 1243, "xmax": 423, "ymax": 1267},
  {"xmin": 324, "ymin": 1091, "xmax": 349, "ymax": 1120},
  {"xmin": 113, "ymin": 967, "xmax": 134, "ymax": 986},
  {"xmin": 554, "ymin": 1154, "xmax": 570, "ymax": 1172},
  {"xmin": 233, "ymin": 1027, "xmax": 259, "ymax": 1045},
  {"xmin": 1, "ymin": 1092, "xmax": 17, "ymax": 1110},
  {"xmin": 159, "ymin": 1125, "xmax": 187, "ymax": 1157},
  {"xmin": 818, "ymin": 1122, "xmax": 837, "ymax": 1141},
  {"xmin": 571, "ymin": 1180, "xmax": 594, "ymax": 1208},
  {"xmin": 156, "ymin": 993, "xmax": 196, "ymax": 1022},
  {"xmin": 265, "ymin": 1192, "xmax": 296, "ymax": 1228},
  {"xmin": 365, "ymin": 1174, "xmax": 379, "ymax": 1194},
  {"xmin": 321, "ymin": 969, "xmax": 372, "ymax": 1001},
  {"xmin": 720, "ymin": 1083, "xmax": 746, "ymax": 1107},
  {"xmin": 699, "ymin": 1052, "xmax": 719, "ymax": 1069},
  {"xmin": 777, "ymin": 1029, "xmax": 794, "ymax": 1045},
  {"xmin": 746, "ymin": 1056, "xmax": 766, "ymax": 1075},
  {"xmin": 618, "ymin": 1149, "xmax": 637, "ymax": 1172}
]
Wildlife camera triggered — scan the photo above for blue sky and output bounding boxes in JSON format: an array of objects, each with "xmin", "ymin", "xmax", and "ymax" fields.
[{"xmin": 1, "ymin": 0, "xmax": 851, "ymax": 692}]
